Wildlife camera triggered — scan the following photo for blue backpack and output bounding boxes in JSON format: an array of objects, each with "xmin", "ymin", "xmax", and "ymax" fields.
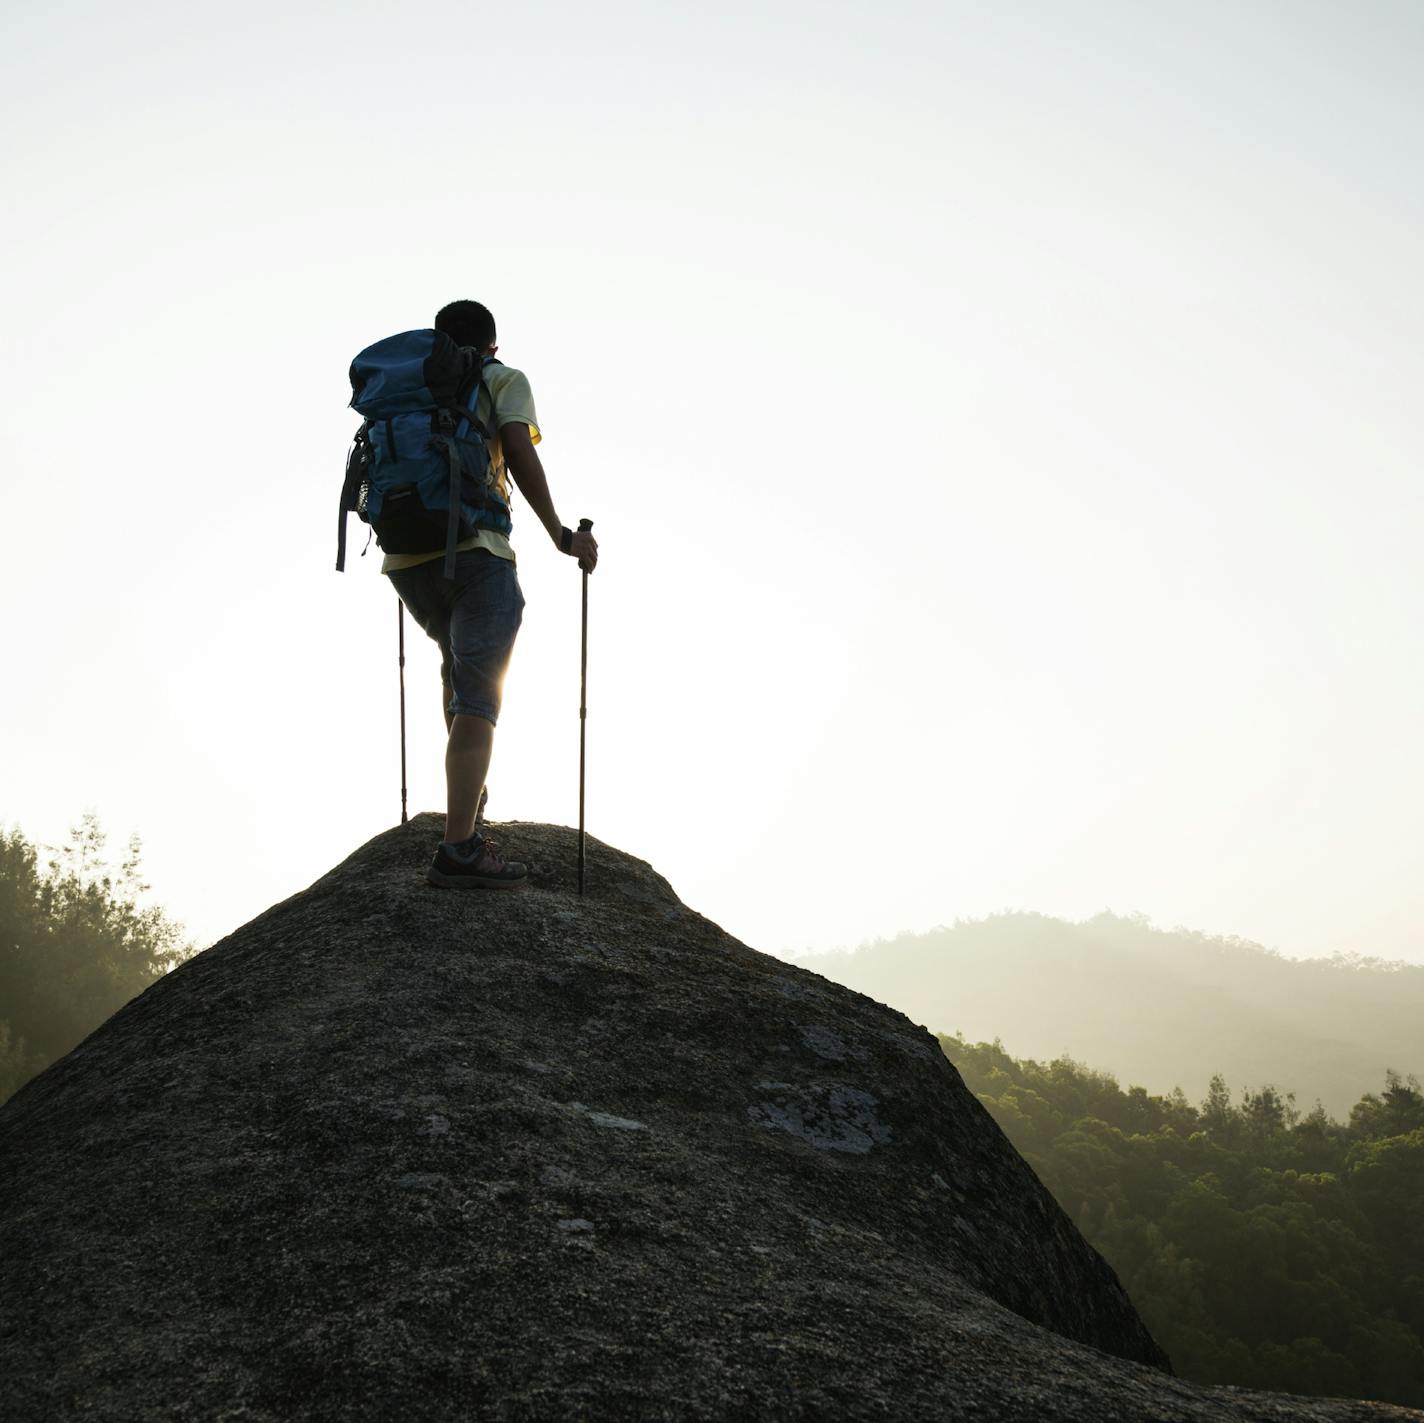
[{"xmin": 336, "ymin": 329, "xmax": 512, "ymax": 577}]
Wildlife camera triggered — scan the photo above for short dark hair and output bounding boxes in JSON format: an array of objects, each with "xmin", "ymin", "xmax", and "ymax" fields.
[{"xmin": 435, "ymin": 300, "xmax": 496, "ymax": 350}]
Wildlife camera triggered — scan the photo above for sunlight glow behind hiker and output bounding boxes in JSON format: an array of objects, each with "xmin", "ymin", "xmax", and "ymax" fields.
[{"xmin": 1, "ymin": 0, "xmax": 1421, "ymax": 964}]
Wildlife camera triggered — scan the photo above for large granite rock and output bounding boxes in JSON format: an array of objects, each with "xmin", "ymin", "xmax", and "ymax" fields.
[{"xmin": 2, "ymin": 818, "xmax": 1418, "ymax": 1421}]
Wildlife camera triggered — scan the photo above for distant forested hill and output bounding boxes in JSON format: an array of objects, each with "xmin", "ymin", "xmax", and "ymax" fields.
[{"xmin": 799, "ymin": 913, "xmax": 1424, "ymax": 1117}]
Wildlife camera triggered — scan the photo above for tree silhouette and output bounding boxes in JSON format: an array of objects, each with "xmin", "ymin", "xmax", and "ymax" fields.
[{"xmin": 0, "ymin": 816, "xmax": 190, "ymax": 1103}]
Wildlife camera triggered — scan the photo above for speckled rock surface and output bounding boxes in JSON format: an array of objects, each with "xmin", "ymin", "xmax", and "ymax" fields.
[{"xmin": 2, "ymin": 818, "xmax": 1419, "ymax": 1422}]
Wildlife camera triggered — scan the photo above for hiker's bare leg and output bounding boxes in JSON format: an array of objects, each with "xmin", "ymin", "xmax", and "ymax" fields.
[
  {"xmin": 445, "ymin": 712, "xmax": 494, "ymax": 844},
  {"xmin": 443, "ymin": 685, "xmax": 486, "ymax": 819}
]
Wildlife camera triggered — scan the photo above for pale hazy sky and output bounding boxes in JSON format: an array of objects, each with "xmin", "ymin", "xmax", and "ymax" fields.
[{"xmin": 2, "ymin": 0, "xmax": 1421, "ymax": 966}]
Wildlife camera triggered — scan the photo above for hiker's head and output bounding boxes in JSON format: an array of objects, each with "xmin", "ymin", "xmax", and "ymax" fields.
[{"xmin": 435, "ymin": 300, "xmax": 496, "ymax": 354}]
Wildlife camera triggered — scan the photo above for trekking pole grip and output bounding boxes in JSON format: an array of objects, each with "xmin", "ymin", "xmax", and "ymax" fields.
[{"xmin": 578, "ymin": 517, "xmax": 593, "ymax": 533}]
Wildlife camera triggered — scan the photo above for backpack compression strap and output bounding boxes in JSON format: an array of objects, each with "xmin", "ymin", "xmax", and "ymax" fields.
[
  {"xmin": 439, "ymin": 362, "xmax": 496, "ymax": 576},
  {"xmin": 335, "ymin": 425, "xmax": 371, "ymax": 573},
  {"xmin": 441, "ymin": 418, "xmax": 464, "ymax": 581}
]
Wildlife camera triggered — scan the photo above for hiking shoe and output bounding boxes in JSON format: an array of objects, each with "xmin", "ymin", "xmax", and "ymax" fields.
[{"xmin": 427, "ymin": 833, "xmax": 527, "ymax": 890}]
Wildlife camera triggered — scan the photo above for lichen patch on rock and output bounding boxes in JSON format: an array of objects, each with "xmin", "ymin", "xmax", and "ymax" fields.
[{"xmin": 747, "ymin": 1082, "xmax": 893, "ymax": 1154}]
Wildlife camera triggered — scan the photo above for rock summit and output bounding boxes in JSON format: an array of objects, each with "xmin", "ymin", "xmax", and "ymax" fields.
[{"xmin": 3, "ymin": 818, "xmax": 1418, "ymax": 1421}]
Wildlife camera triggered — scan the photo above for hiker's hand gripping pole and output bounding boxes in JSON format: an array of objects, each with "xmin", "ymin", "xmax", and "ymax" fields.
[{"xmin": 578, "ymin": 518, "xmax": 593, "ymax": 896}]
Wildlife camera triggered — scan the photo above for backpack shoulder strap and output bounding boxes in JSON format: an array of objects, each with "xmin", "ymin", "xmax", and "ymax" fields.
[{"xmin": 453, "ymin": 354, "xmax": 501, "ymax": 441}]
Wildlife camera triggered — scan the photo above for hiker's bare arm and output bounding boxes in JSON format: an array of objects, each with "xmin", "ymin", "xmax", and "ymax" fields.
[
  {"xmin": 501, "ymin": 422, "xmax": 598, "ymax": 573},
  {"xmin": 501, "ymin": 424, "xmax": 560, "ymax": 545}
]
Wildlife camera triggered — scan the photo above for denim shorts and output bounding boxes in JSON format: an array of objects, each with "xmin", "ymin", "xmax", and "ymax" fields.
[{"xmin": 387, "ymin": 551, "xmax": 525, "ymax": 724}]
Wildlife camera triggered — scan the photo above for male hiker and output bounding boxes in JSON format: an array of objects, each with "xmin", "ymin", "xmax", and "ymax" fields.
[{"xmin": 381, "ymin": 299, "xmax": 597, "ymax": 889}]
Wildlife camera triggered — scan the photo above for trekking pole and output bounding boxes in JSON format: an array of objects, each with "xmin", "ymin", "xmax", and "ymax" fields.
[
  {"xmin": 577, "ymin": 518, "xmax": 593, "ymax": 895},
  {"xmin": 398, "ymin": 600, "xmax": 409, "ymax": 825}
]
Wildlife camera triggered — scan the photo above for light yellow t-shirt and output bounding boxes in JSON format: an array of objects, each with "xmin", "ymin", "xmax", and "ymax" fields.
[{"xmin": 380, "ymin": 361, "xmax": 541, "ymax": 573}]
